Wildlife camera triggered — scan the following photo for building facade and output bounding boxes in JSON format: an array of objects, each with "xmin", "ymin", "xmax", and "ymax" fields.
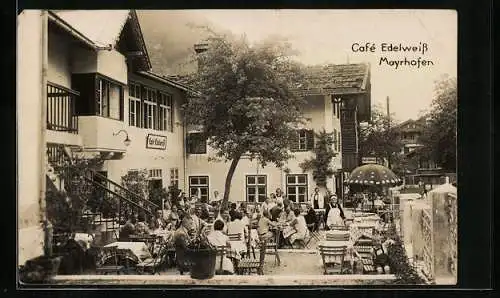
[
  {"xmin": 18, "ymin": 10, "xmax": 192, "ymax": 265},
  {"xmin": 17, "ymin": 10, "xmax": 371, "ymax": 264}
]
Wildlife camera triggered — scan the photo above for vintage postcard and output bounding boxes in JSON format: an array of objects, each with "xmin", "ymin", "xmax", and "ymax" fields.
[{"xmin": 17, "ymin": 9, "xmax": 457, "ymax": 287}]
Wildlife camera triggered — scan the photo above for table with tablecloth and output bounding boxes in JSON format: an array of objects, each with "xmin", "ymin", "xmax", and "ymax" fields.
[
  {"xmin": 104, "ymin": 241, "xmax": 152, "ymax": 263},
  {"xmin": 73, "ymin": 233, "xmax": 95, "ymax": 250}
]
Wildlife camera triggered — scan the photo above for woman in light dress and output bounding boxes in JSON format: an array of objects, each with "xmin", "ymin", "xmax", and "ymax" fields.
[
  {"xmin": 206, "ymin": 219, "xmax": 234, "ymax": 274},
  {"xmin": 289, "ymin": 208, "xmax": 309, "ymax": 247}
]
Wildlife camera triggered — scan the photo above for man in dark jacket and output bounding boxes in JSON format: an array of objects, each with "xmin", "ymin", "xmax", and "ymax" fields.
[{"xmin": 270, "ymin": 202, "xmax": 284, "ymax": 222}]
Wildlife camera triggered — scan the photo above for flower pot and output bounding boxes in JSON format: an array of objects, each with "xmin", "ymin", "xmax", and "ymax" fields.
[
  {"xmin": 186, "ymin": 249, "xmax": 217, "ymax": 280},
  {"xmin": 20, "ymin": 256, "xmax": 62, "ymax": 283}
]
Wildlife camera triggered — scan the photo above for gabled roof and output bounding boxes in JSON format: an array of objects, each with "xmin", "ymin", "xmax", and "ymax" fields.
[
  {"xmin": 293, "ymin": 63, "xmax": 370, "ymax": 97},
  {"xmin": 51, "ymin": 10, "xmax": 130, "ymax": 48},
  {"xmin": 49, "ymin": 10, "xmax": 151, "ymax": 70}
]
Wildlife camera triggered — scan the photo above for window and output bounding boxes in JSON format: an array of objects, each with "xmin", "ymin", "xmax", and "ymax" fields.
[
  {"xmin": 170, "ymin": 168, "xmax": 179, "ymax": 188},
  {"xmin": 95, "ymin": 78, "xmax": 123, "ymax": 119},
  {"xmin": 143, "ymin": 87, "xmax": 157, "ymax": 129},
  {"xmin": 159, "ymin": 92, "xmax": 173, "ymax": 132},
  {"xmin": 148, "ymin": 169, "xmax": 163, "ymax": 190},
  {"xmin": 129, "ymin": 83, "xmax": 142, "ymax": 127},
  {"xmin": 246, "ymin": 175, "xmax": 267, "ymax": 203},
  {"xmin": 187, "ymin": 132, "xmax": 207, "ymax": 154},
  {"xmin": 286, "ymin": 174, "xmax": 308, "ymax": 203},
  {"xmin": 189, "ymin": 176, "xmax": 209, "ymax": 201},
  {"xmin": 291, "ymin": 129, "xmax": 314, "ymax": 151}
]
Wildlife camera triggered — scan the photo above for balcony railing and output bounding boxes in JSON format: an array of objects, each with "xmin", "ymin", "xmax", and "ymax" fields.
[{"xmin": 47, "ymin": 82, "xmax": 79, "ymax": 134}]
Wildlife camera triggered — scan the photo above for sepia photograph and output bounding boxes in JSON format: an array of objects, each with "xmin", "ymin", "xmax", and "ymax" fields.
[{"xmin": 17, "ymin": 9, "xmax": 457, "ymax": 287}]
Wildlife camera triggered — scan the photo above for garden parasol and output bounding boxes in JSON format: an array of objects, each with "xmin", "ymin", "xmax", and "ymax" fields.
[
  {"xmin": 345, "ymin": 164, "xmax": 402, "ymax": 186},
  {"xmin": 345, "ymin": 164, "xmax": 402, "ymax": 210}
]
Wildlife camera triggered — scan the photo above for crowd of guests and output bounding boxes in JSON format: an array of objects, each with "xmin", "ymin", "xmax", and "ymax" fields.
[{"xmin": 117, "ymin": 187, "xmax": 350, "ymax": 273}]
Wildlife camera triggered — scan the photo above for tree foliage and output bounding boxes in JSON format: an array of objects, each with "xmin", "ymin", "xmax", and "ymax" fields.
[
  {"xmin": 358, "ymin": 105, "xmax": 402, "ymax": 168},
  {"xmin": 182, "ymin": 33, "xmax": 306, "ymax": 207},
  {"xmin": 418, "ymin": 76, "xmax": 457, "ymax": 171},
  {"xmin": 299, "ymin": 130, "xmax": 337, "ymax": 187}
]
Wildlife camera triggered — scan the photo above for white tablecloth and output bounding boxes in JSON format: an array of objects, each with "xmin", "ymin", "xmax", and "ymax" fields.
[
  {"xmin": 229, "ymin": 240, "xmax": 247, "ymax": 254},
  {"xmin": 105, "ymin": 241, "xmax": 152, "ymax": 261},
  {"xmin": 73, "ymin": 233, "xmax": 94, "ymax": 250}
]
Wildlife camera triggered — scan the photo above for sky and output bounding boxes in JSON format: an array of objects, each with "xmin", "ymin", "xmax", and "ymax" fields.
[{"xmin": 188, "ymin": 9, "xmax": 457, "ymax": 122}]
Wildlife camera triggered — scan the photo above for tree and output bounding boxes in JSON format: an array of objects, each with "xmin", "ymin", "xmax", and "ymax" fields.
[
  {"xmin": 183, "ymin": 33, "xmax": 306, "ymax": 208},
  {"xmin": 299, "ymin": 130, "xmax": 337, "ymax": 189},
  {"xmin": 419, "ymin": 75, "xmax": 457, "ymax": 171},
  {"xmin": 358, "ymin": 105, "xmax": 402, "ymax": 168}
]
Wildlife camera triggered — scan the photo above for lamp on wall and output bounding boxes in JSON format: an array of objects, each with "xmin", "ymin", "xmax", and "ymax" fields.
[{"xmin": 113, "ymin": 129, "xmax": 131, "ymax": 146}]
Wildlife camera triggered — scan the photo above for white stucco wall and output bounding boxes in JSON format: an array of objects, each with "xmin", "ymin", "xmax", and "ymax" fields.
[
  {"xmin": 97, "ymin": 50, "xmax": 128, "ymax": 85},
  {"xmin": 47, "ymin": 28, "xmax": 71, "ymax": 88},
  {"xmin": 186, "ymin": 95, "xmax": 343, "ymax": 204},
  {"xmin": 17, "ymin": 10, "xmax": 45, "ymax": 266}
]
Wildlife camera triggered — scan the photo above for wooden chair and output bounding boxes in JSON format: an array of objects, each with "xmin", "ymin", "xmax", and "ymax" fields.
[
  {"xmin": 353, "ymin": 245, "xmax": 376, "ymax": 274},
  {"xmin": 261, "ymin": 233, "xmax": 280, "ymax": 266},
  {"xmin": 318, "ymin": 245, "xmax": 347, "ymax": 274},
  {"xmin": 95, "ymin": 246, "xmax": 125, "ymax": 275},
  {"xmin": 237, "ymin": 242, "xmax": 266, "ymax": 275},
  {"xmin": 136, "ymin": 241, "xmax": 168, "ymax": 275},
  {"xmin": 215, "ymin": 246, "xmax": 228, "ymax": 275},
  {"xmin": 325, "ymin": 232, "xmax": 350, "ymax": 242},
  {"xmin": 329, "ymin": 225, "xmax": 349, "ymax": 231}
]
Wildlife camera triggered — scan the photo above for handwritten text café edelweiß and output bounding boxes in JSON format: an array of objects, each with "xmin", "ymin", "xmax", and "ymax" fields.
[{"xmin": 351, "ymin": 42, "xmax": 434, "ymax": 69}]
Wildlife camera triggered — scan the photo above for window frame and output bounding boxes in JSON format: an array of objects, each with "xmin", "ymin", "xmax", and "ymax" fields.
[
  {"xmin": 245, "ymin": 175, "xmax": 267, "ymax": 203},
  {"xmin": 95, "ymin": 76, "xmax": 124, "ymax": 120},
  {"xmin": 187, "ymin": 132, "xmax": 207, "ymax": 154},
  {"xmin": 189, "ymin": 176, "xmax": 209, "ymax": 202},
  {"xmin": 170, "ymin": 168, "xmax": 179, "ymax": 188},
  {"xmin": 128, "ymin": 82, "xmax": 142, "ymax": 127},
  {"xmin": 286, "ymin": 174, "xmax": 308, "ymax": 203},
  {"xmin": 159, "ymin": 92, "xmax": 173, "ymax": 132}
]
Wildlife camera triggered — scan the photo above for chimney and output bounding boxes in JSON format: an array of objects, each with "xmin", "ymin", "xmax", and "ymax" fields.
[
  {"xmin": 194, "ymin": 43, "xmax": 209, "ymax": 72},
  {"xmin": 194, "ymin": 43, "xmax": 209, "ymax": 54}
]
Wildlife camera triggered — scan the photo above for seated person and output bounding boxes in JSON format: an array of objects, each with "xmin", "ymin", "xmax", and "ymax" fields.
[
  {"xmin": 207, "ymin": 220, "xmax": 234, "ymax": 274},
  {"xmin": 304, "ymin": 203, "xmax": 319, "ymax": 232},
  {"xmin": 229, "ymin": 203, "xmax": 238, "ymax": 221},
  {"xmin": 167, "ymin": 204, "xmax": 181, "ymax": 230},
  {"xmin": 281, "ymin": 205, "xmax": 297, "ymax": 246},
  {"xmin": 189, "ymin": 207, "xmax": 208, "ymax": 235},
  {"xmin": 135, "ymin": 213, "xmax": 149, "ymax": 235},
  {"xmin": 257, "ymin": 210, "xmax": 277, "ymax": 242},
  {"xmin": 154, "ymin": 209, "xmax": 167, "ymax": 230},
  {"xmin": 173, "ymin": 215, "xmax": 195, "ymax": 275},
  {"xmin": 288, "ymin": 208, "xmax": 309, "ymax": 247},
  {"xmin": 270, "ymin": 202, "xmax": 284, "ymax": 222},
  {"xmin": 119, "ymin": 214, "xmax": 137, "ymax": 240}
]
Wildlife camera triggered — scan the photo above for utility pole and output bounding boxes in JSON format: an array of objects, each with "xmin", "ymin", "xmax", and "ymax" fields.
[{"xmin": 386, "ymin": 96, "xmax": 391, "ymax": 169}]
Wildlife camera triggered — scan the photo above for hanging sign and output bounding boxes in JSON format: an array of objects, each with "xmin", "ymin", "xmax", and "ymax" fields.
[
  {"xmin": 146, "ymin": 134, "xmax": 167, "ymax": 150},
  {"xmin": 362, "ymin": 157, "xmax": 378, "ymax": 164}
]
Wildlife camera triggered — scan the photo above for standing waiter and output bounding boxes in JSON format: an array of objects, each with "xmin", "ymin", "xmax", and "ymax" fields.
[{"xmin": 311, "ymin": 187, "xmax": 322, "ymax": 209}]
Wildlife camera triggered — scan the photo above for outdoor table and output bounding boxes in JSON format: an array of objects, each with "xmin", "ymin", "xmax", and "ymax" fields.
[
  {"xmin": 104, "ymin": 241, "xmax": 152, "ymax": 262},
  {"xmin": 73, "ymin": 233, "xmax": 94, "ymax": 250},
  {"xmin": 226, "ymin": 243, "xmax": 242, "ymax": 260},
  {"xmin": 229, "ymin": 239, "xmax": 247, "ymax": 255}
]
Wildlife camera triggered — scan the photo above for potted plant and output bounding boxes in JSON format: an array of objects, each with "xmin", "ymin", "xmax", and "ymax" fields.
[{"xmin": 186, "ymin": 228, "xmax": 217, "ymax": 279}]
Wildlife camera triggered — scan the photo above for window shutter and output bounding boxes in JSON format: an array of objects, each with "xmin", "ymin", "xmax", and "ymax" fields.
[
  {"xmin": 170, "ymin": 96, "xmax": 175, "ymax": 132},
  {"xmin": 186, "ymin": 134, "xmax": 192, "ymax": 154},
  {"xmin": 119, "ymin": 85, "xmax": 124, "ymax": 121},
  {"xmin": 306, "ymin": 130, "xmax": 315, "ymax": 150},
  {"xmin": 333, "ymin": 129, "xmax": 337, "ymax": 151},
  {"xmin": 290, "ymin": 130, "xmax": 300, "ymax": 152}
]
